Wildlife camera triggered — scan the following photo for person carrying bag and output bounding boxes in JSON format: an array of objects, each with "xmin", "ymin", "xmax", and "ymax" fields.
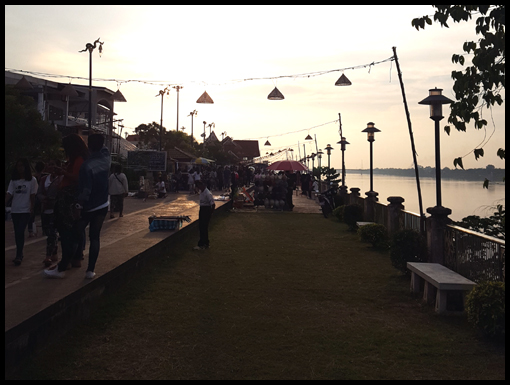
[{"xmin": 108, "ymin": 164, "xmax": 129, "ymax": 219}]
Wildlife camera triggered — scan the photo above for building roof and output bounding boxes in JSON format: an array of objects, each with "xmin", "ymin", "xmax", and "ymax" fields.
[
  {"xmin": 166, "ymin": 147, "xmax": 198, "ymax": 161},
  {"xmin": 232, "ymin": 140, "xmax": 260, "ymax": 158}
]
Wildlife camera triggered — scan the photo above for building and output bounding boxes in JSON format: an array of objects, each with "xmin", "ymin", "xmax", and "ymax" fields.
[{"xmin": 5, "ymin": 70, "xmax": 135, "ymax": 157}]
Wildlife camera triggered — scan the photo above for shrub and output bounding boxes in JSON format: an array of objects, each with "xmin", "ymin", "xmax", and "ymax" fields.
[
  {"xmin": 358, "ymin": 223, "xmax": 388, "ymax": 249},
  {"xmin": 343, "ymin": 204, "xmax": 363, "ymax": 230},
  {"xmin": 466, "ymin": 281, "xmax": 505, "ymax": 338},
  {"xmin": 332, "ymin": 205, "xmax": 344, "ymax": 221},
  {"xmin": 389, "ymin": 229, "xmax": 427, "ymax": 273}
]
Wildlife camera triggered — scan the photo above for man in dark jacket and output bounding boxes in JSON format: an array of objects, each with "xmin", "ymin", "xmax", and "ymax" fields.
[{"xmin": 76, "ymin": 134, "xmax": 110, "ymax": 279}]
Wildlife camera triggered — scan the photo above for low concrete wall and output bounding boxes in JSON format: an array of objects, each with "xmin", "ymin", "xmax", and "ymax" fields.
[{"xmin": 5, "ymin": 201, "xmax": 232, "ymax": 378}]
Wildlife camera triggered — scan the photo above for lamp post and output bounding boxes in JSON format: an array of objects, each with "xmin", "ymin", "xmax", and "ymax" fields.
[
  {"xmin": 310, "ymin": 153, "xmax": 316, "ymax": 176},
  {"xmin": 173, "ymin": 85, "xmax": 183, "ymax": 131},
  {"xmin": 418, "ymin": 87, "xmax": 454, "ymax": 265},
  {"xmin": 79, "ymin": 38, "xmax": 103, "ymax": 135},
  {"xmin": 202, "ymin": 121, "xmax": 207, "ymax": 144},
  {"xmin": 188, "ymin": 110, "xmax": 197, "ymax": 148},
  {"xmin": 361, "ymin": 122, "xmax": 381, "ymax": 193},
  {"xmin": 324, "ymin": 144, "xmax": 333, "ymax": 183},
  {"xmin": 156, "ymin": 87, "xmax": 170, "ymax": 151},
  {"xmin": 208, "ymin": 122, "xmax": 215, "ymax": 135},
  {"xmin": 361, "ymin": 122, "xmax": 381, "ymax": 221},
  {"xmin": 337, "ymin": 137, "xmax": 349, "ymax": 196},
  {"xmin": 317, "ymin": 149, "xmax": 323, "ymax": 192},
  {"xmin": 418, "ymin": 88, "xmax": 454, "ymax": 208}
]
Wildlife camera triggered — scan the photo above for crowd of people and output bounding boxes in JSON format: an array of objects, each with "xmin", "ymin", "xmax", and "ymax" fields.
[
  {"xmin": 5, "ymin": 133, "xmax": 122, "ymax": 280},
  {"xmin": 6, "ymin": 144, "xmax": 322, "ymax": 272}
]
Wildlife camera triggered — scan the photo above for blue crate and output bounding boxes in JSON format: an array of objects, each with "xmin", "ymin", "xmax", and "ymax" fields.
[{"xmin": 149, "ymin": 219, "xmax": 182, "ymax": 232}]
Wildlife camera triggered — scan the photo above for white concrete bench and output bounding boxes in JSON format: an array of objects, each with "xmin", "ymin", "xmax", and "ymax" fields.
[
  {"xmin": 407, "ymin": 262, "xmax": 476, "ymax": 314},
  {"xmin": 356, "ymin": 221, "xmax": 375, "ymax": 227}
]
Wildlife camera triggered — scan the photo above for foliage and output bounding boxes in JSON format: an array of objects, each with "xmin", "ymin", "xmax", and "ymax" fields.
[
  {"xmin": 5, "ymin": 86, "xmax": 62, "ymax": 187},
  {"xmin": 412, "ymin": 5, "xmax": 505, "ymax": 177},
  {"xmin": 389, "ymin": 229, "xmax": 427, "ymax": 273},
  {"xmin": 134, "ymin": 122, "xmax": 198, "ymax": 154},
  {"xmin": 357, "ymin": 223, "xmax": 388, "ymax": 249},
  {"xmin": 466, "ymin": 281, "xmax": 505, "ymax": 338},
  {"xmin": 454, "ymin": 204, "xmax": 505, "ymax": 240},
  {"xmin": 332, "ymin": 205, "xmax": 344, "ymax": 221},
  {"xmin": 315, "ymin": 166, "xmax": 341, "ymax": 185},
  {"xmin": 343, "ymin": 204, "xmax": 363, "ymax": 231}
]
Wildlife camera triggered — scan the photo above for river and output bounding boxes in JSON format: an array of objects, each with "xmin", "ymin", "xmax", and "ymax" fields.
[{"xmin": 338, "ymin": 172, "xmax": 505, "ymax": 222}]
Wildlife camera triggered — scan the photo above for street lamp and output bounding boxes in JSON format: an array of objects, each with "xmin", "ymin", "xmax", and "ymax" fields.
[
  {"xmin": 418, "ymin": 88, "xmax": 454, "ymax": 265},
  {"xmin": 156, "ymin": 87, "xmax": 170, "ymax": 151},
  {"xmin": 418, "ymin": 87, "xmax": 454, "ymax": 208},
  {"xmin": 202, "ymin": 121, "xmax": 207, "ymax": 144},
  {"xmin": 173, "ymin": 85, "xmax": 183, "ymax": 131},
  {"xmin": 188, "ymin": 110, "xmax": 197, "ymax": 148},
  {"xmin": 336, "ymin": 137, "xmax": 350, "ymax": 194},
  {"xmin": 324, "ymin": 144, "xmax": 333, "ymax": 182},
  {"xmin": 79, "ymin": 38, "xmax": 103, "ymax": 135},
  {"xmin": 310, "ymin": 153, "xmax": 316, "ymax": 176},
  {"xmin": 361, "ymin": 122, "xmax": 381, "ymax": 193},
  {"xmin": 317, "ymin": 149, "xmax": 323, "ymax": 191},
  {"xmin": 208, "ymin": 122, "xmax": 215, "ymax": 135}
]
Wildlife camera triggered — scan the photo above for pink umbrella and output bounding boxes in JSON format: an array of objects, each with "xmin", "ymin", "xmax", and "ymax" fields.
[{"xmin": 267, "ymin": 160, "xmax": 308, "ymax": 172}]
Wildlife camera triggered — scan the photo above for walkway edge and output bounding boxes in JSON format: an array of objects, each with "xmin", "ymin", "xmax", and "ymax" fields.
[{"xmin": 5, "ymin": 201, "xmax": 232, "ymax": 378}]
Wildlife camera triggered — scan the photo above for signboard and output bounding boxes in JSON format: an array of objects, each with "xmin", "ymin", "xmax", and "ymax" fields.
[{"xmin": 127, "ymin": 151, "xmax": 167, "ymax": 171}]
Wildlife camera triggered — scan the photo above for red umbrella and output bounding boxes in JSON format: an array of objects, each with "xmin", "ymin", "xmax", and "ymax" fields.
[{"xmin": 266, "ymin": 160, "xmax": 308, "ymax": 172}]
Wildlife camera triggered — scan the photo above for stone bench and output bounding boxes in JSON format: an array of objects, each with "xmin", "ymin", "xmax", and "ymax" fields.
[
  {"xmin": 407, "ymin": 262, "xmax": 476, "ymax": 314},
  {"xmin": 356, "ymin": 221, "xmax": 375, "ymax": 227}
]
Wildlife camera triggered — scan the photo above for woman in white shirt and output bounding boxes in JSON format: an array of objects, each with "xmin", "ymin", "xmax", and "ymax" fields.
[
  {"xmin": 5, "ymin": 158, "xmax": 39, "ymax": 265},
  {"xmin": 108, "ymin": 164, "xmax": 129, "ymax": 218}
]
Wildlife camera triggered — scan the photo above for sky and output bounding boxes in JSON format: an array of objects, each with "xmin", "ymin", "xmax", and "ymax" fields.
[{"xmin": 5, "ymin": 5, "xmax": 505, "ymax": 170}]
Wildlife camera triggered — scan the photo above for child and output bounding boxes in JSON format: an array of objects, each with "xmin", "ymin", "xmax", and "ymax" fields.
[{"xmin": 37, "ymin": 159, "xmax": 64, "ymax": 266}]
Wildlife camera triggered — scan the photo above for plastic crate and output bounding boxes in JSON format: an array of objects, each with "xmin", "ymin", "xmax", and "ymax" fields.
[{"xmin": 148, "ymin": 215, "xmax": 191, "ymax": 232}]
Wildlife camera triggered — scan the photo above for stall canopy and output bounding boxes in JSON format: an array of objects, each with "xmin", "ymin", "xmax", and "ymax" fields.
[
  {"xmin": 266, "ymin": 160, "xmax": 308, "ymax": 171},
  {"xmin": 193, "ymin": 157, "xmax": 215, "ymax": 165}
]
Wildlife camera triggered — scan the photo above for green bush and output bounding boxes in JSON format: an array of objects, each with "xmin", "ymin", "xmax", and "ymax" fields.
[
  {"xmin": 358, "ymin": 223, "xmax": 388, "ymax": 249},
  {"xmin": 466, "ymin": 281, "xmax": 505, "ymax": 338},
  {"xmin": 332, "ymin": 205, "xmax": 344, "ymax": 221},
  {"xmin": 343, "ymin": 204, "xmax": 363, "ymax": 231},
  {"xmin": 389, "ymin": 229, "xmax": 427, "ymax": 273}
]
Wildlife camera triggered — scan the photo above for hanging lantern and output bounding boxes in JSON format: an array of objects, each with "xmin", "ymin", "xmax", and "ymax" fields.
[
  {"xmin": 196, "ymin": 91, "xmax": 214, "ymax": 104},
  {"xmin": 304, "ymin": 134, "xmax": 313, "ymax": 141},
  {"xmin": 267, "ymin": 87, "xmax": 284, "ymax": 100},
  {"xmin": 60, "ymin": 83, "xmax": 78, "ymax": 98},
  {"xmin": 335, "ymin": 73, "xmax": 352, "ymax": 86},
  {"xmin": 112, "ymin": 89, "xmax": 127, "ymax": 102},
  {"xmin": 264, "ymin": 139, "xmax": 271, "ymax": 146}
]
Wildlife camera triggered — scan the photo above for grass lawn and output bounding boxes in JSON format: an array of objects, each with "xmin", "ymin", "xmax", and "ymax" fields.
[{"xmin": 13, "ymin": 212, "xmax": 505, "ymax": 380}]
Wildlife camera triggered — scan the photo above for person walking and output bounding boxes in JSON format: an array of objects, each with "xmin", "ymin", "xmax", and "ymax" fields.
[
  {"xmin": 193, "ymin": 180, "xmax": 215, "ymax": 250},
  {"xmin": 51, "ymin": 133, "xmax": 89, "ymax": 272},
  {"xmin": 187, "ymin": 169, "xmax": 195, "ymax": 195},
  {"xmin": 108, "ymin": 163, "xmax": 129, "ymax": 219},
  {"xmin": 5, "ymin": 158, "xmax": 39, "ymax": 266},
  {"xmin": 37, "ymin": 159, "xmax": 64, "ymax": 266},
  {"xmin": 45, "ymin": 134, "xmax": 110, "ymax": 279},
  {"xmin": 28, "ymin": 160, "xmax": 46, "ymax": 237}
]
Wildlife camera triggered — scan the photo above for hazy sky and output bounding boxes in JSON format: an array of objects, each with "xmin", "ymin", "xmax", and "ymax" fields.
[{"xmin": 5, "ymin": 5, "xmax": 505, "ymax": 170}]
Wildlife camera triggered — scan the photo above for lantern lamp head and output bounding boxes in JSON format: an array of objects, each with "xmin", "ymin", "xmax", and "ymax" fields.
[
  {"xmin": 361, "ymin": 122, "xmax": 381, "ymax": 142},
  {"xmin": 418, "ymin": 88, "xmax": 454, "ymax": 121}
]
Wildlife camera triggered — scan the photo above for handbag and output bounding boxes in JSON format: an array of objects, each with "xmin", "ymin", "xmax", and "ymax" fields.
[
  {"xmin": 54, "ymin": 185, "xmax": 80, "ymax": 229},
  {"xmin": 114, "ymin": 173, "xmax": 128, "ymax": 197}
]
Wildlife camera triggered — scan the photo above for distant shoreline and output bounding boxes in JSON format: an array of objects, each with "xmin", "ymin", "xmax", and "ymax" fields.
[{"xmin": 343, "ymin": 168, "xmax": 505, "ymax": 182}]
